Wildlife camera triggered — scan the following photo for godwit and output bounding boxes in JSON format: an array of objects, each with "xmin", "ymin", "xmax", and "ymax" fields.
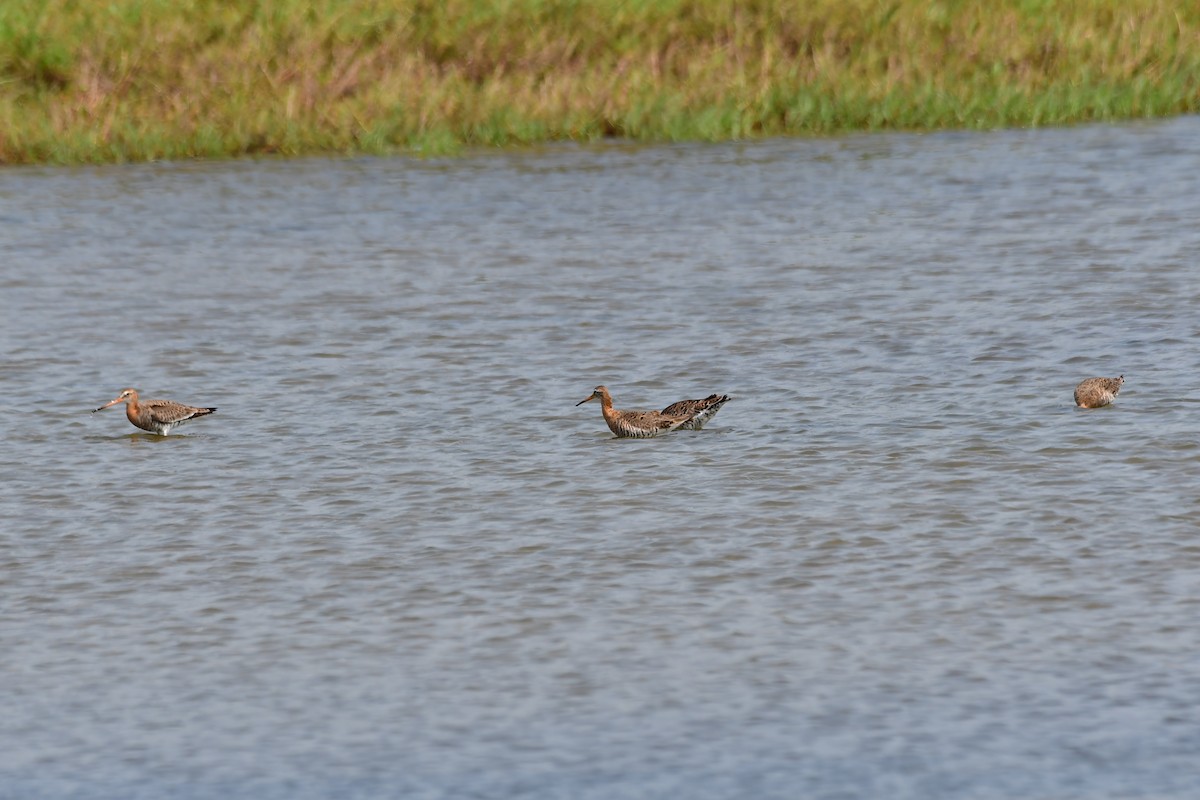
[
  {"xmin": 576, "ymin": 385, "xmax": 693, "ymax": 438},
  {"xmin": 1074, "ymin": 375, "xmax": 1124, "ymax": 408},
  {"xmin": 93, "ymin": 388, "xmax": 216, "ymax": 434},
  {"xmin": 660, "ymin": 393, "xmax": 731, "ymax": 430}
]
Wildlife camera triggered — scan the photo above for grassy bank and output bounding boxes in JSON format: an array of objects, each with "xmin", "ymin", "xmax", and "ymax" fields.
[{"xmin": 1, "ymin": 0, "xmax": 1198, "ymax": 164}]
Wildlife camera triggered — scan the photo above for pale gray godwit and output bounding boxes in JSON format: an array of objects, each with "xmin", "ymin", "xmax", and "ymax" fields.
[
  {"xmin": 93, "ymin": 388, "xmax": 216, "ymax": 434},
  {"xmin": 576, "ymin": 385, "xmax": 724, "ymax": 438},
  {"xmin": 660, "ymin": 393, "xmax": 731, "ymax": 430},
  {"xmin": 1073, "ymin": 375, "xmax": 1124, "ymax": 408}
]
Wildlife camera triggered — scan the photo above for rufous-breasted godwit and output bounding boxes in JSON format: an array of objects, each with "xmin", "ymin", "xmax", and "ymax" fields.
[
  {"xmin": 93, "ymin": 388, "xmax": 216, "ymax": 434},
  {"xmin": 1074, "ymin": 375, "xmax": 1124, "ymax": 408},
  {"xmin": 577, "ymin": 386, "xmax": 691, "ymax": 438},
  {"xmin": 660, "ymin": 393, "xmax": 731, "ymax": 430},
  {"xmin": 577, "ymin": 385, "xmax": 728, "ymax": 438}
]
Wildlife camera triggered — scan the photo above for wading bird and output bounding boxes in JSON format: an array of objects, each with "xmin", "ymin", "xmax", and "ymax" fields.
[
  {"xmin": 576, "ymin": 385, "xmax": 727, "ymax": 438},
  {"xmin": 1074, "ymin": 375, "xmax": 1124, "ymax": 408},
  {"xmin": 93, "ymin": 388, "xmax": 216, "ymax": 435}
]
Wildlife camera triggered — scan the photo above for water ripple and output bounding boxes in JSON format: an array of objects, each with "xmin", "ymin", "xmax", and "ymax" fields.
[{"xmin": 3, "ymin": 119, "xmax": 1200, "ymax": 799}]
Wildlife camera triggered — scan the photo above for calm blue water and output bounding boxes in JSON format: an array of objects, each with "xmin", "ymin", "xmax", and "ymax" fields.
[{"xmin": 3, "ymin": 117, "xmax": 1200, "ymax": 799}]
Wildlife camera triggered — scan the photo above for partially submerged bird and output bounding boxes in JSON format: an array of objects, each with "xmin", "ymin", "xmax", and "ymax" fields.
[
  {"xmin": 1074, "ymin": 375, "xmax": 1124, "ymax": 408},
  {"xmin": 576, "ymin": 385, "xmax": 694, "ymax": 438},
  {"xmin": 93, "ymin": 388, "xmax": 216, "ymax": 435},
  {"xmin": 576, "ymin": 385, "xmax": 729, "ymax": 438},
  {"xmin": 660, "ymin": 393, "xmax": 731, "ymax": 430}
]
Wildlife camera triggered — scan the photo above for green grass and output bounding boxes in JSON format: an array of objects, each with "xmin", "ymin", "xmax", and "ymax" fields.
[{"xmin": 1, "ymin": 0, "xmax": 1199, "ymax": 164}]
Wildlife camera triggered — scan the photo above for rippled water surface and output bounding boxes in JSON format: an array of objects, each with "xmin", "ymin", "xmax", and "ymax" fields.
[{"xmin": 4, "ymin": 118, "xmax": 1200, "ymax": 799}]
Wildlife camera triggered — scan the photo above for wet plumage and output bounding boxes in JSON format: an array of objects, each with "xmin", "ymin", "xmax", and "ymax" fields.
[
  {"xmin": 576, "ymin": 385, "xmax": 729, "ymax": 438},
  {"xmin": 576, "ymin": 385, "xmax": 693, "ymax": 438},
  {"xmin": 660, "ymin": 393, "xmax": 731, "ymax": 430},
  {"xmin": 93, "ymin": 388, "xmax": 216, "ymax": 434},
  {"xmin": 1074, "ymin": 375, "xmax": 1124, "ymax": 408}
]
